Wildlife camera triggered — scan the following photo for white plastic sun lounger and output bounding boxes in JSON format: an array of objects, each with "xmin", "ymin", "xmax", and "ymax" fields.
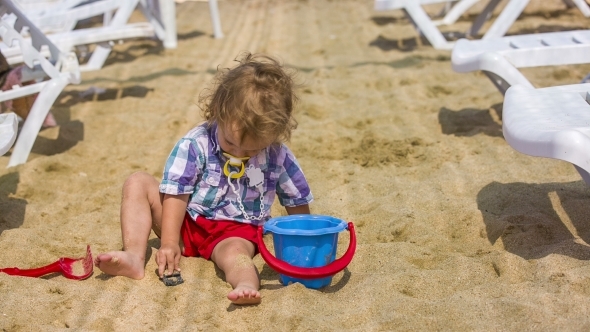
[
  {"xmin": 374, "ymin": 0, "xmax": 590, "ymax": 50},
  {"xmin": 15, "ymin": 0, "xmax": 95, "ymax": 33},
  {"xmin": 1, "ymin": 0, "xmax": 176, "ymax": 71},
  {"xmin": 0, "ymin": 0, "xmax": 81, "ymax": 166},
  {"xmin": 451, "ymin": 30, "xmax": 590, "ymax": 94},
  {"xmin": 5, "ymin": 0, "xmax": 223, "ymax": 71},
  {"xmin": 374, "ymin": 0, "xmax": 525, "ymax": 50},
  {"xmin": 0, "ymin": 112, "xmax": 17, "ymax": 155},
  {"xmin": 502, "ymin": 83, "xmax": 590, "ymax": 185},
  {"xmin": 16, "ymin": 0, "xmax": 223, "ymax": 40}
]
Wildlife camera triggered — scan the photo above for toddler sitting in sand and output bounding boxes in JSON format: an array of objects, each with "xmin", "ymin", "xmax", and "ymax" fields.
[{"xmin": 95, "ymin": 53, "xmax": 313, "ymax": 305}]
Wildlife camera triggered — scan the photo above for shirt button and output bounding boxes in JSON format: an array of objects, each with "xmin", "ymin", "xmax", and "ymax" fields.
[{"xmin": 206, "ymin": 178, "xmax": 215, "ymax": 185}]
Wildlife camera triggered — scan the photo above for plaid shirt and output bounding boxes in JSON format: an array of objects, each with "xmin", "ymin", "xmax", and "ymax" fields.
[{"xmin": 159, "ymin": 122, "xmax": 313, "ymax": 225}]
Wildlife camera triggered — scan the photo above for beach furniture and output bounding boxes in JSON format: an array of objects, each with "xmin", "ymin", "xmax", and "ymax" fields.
[
  {"xmin": 14, "ymin": 0, "xmax": 223, "ymax": 40},
  {"xmin": 0, "ymin": 0, "xmax": 81, "ymax": 166},
  {"xmin": 502, "ymin": 83, "xmax": 590, "ymax": 185},
  {"xmin": 0, "ymin": 112, "xmax": 17, "ymax": 155},
  {"xmin": 14, "ymin": 0, "xmax": 97, "ymax": 33},
  {"xmin": 374, "ymin": 0, "xmax": 590, "ymax": 50},
  {"xmin": 1, "ymin": 0, "xmax": 183, "ymax": 71},
  {"xmin": 451, "ymin": 29, "xmax": 590, "ymax": 93}
]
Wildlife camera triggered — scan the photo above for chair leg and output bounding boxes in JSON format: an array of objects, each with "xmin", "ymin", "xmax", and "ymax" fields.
[
  {"xmin": 573, "ymin": 165, "xmax": 590, "ymax": 185},
  {"xmin": 80, "ymin": 44, "xmax": 113, "ymax": 72},
  {"xmin": 403, "ymin": 3, "xmax": 451, "ymax": 49},
  {"xmin": 437, "ymin": 0, "xmax": 480, "ymax": 26},
  {"xmin": 8, "ymin": 77, "xmax": 69, "ymax": 167},
  {"xmin": 571, "ymin": 0, "xmax": 590, "ymax": 17},
  {"xmin": 467, "ymin": 0, "xmax": 501, "ymax": 37},
  {"xmin": 477, "ymin": 52, "xmax": 534, "ymax": 94},
  {"xmin": 563, "ymin": 0, "xmax": 590, "ymax": 17},
  {"xmin": 159, "ymin": 0, "xmax": 178, "ymax": 48},
  {"xmin": 483, "ymin": 71, "xmax": 511, "ymax": 95},
  {"xmin": 482, "ymin": 0, "xmax": 528, "ymax": 40},
  {"xmin": 209, "ymin": 0, "xmax": 223, "ymax": 39}
]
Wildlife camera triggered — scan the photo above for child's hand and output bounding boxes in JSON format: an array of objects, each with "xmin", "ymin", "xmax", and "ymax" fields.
[{"xmin": 156, "ymin": 242, "xmax": 181, "ymax": 278}]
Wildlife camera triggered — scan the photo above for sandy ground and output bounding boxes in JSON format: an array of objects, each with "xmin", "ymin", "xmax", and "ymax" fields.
[{"xmin": 2, "ymin": 0, "xmax": 590, "ymax": 330}]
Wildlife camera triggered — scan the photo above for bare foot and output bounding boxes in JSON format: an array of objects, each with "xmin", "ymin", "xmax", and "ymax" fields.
[
  {"xmin": 94, "ymin": 251, "xmax": 145, "ymax": 280},
  {"xmin": 227, "ymin": 284, "xmax": 261, "ymax": 305}
]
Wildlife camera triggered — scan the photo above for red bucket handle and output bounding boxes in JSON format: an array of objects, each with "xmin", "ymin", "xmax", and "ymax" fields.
[{"xmin": 257, "ymin": 222, "xmax": 356, "ymax": 280}]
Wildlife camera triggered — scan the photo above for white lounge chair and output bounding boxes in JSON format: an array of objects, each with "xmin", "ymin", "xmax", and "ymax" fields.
[
  {"xmin": 14, "ymin": 0, "xmax": 94, "ymax": 33},
  {"xmin": 1, "ymin": 0, "xmax": 181, "ymax": 71},
  {"xmin": 16, "ymin": 0, "xmax": 223, "ymax": 40},
  {"xmin": 374, "ymin": 0, "xmax": 590, "ymax": 50},
  {"xmin": 0, "ymin": 0, "xmax": 81, "ymax": 166},
  {"xmin": 5, "ymin": 0, "xmax": 223, "ymax": 71},
  {"xmin": 502, "ymin": 83, "xmax": 590, "ymax": 185},
  {"xmin": 0, "ymin": 112, "xmax": 17, "ymax": 155},
  {"xmin": 451, "ymin": 29, "xmax": 590, "ymax": 93}
]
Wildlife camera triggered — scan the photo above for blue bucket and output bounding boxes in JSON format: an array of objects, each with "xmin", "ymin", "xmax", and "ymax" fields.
[{"xmin": 258, "ymin": 215, "xmax": 356, "ymax": 289}]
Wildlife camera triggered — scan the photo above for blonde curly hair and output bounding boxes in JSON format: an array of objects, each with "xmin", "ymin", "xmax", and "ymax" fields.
[{"xmin": 199, "ymin": 52, "xmax": 299, "ymax": 144}]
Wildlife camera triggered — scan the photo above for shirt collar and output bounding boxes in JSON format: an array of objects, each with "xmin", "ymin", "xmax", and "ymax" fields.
[{"xmin": 209, "ymin": 122, "xmax": 221, "ymax": 155}]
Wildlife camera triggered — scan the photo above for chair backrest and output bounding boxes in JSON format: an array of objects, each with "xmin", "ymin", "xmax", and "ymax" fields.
[
  {"xmin": 0, "ymin": 0, "xmax": 81, "ymax": 167},
  {"xmin": 18, "ymin": 0, "xmax": 123, "ymax": 33},
  {"xmin": 0, "ymin": 0, "xmax": 79, "ymax": 83},
  {"xmin": 14, "ymin": 0, "xmax": 179, "ymax": 52},
  {"xmin": 1, "ymin": 4, "xmax": 60, "ymax": 78},
  {"xmin": 0, "ymin": 0, "xmax": 80, "ymax": 101}
]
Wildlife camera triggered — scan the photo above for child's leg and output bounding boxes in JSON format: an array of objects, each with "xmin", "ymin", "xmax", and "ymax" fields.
[
  {"xmin": 95, "ymin": 172, "xmax": 163, "ymax": 279},
  {"xmin": 211, "ymin": 237, "xmax": 261, "ymax": 305}
]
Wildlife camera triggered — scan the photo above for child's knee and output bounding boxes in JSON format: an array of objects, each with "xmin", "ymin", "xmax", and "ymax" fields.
[
  {"xmin": 123, "ymin": 172, "xmax": 158, "ymax": 193},
  {"xmin": 214, "ymin": 237, "xmax": 255, "ymax": 259}
]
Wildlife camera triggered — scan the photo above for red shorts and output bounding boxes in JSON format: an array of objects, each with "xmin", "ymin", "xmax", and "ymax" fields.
[{"xmin": 180, "ymin": 213, "xmax": 260, "ymax": 260}]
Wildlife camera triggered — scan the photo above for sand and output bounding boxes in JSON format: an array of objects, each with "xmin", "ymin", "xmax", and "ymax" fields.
[{"xmin": 2, "ymin": 0, "xmax": 590, "ymax": 330}]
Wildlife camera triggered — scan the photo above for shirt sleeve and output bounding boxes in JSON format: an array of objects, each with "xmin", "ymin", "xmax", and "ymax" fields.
[
  {"xmin": 159, "ymin": 138, "xmax": 203, "ymax": 195},
  {"xmin": 276, "ymin": 145, "xmax": 314, "ymax": 207}
]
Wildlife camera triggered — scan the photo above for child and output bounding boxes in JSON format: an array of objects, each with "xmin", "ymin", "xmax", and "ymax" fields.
[{"xmin": 95, "ymin": 53, "xmax": 313, "ymax": 305}]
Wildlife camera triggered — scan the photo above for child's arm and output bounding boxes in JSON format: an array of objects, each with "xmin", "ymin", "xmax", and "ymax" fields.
[
  {"xmin": 156, "ymin": 193, "xmax": 189, "ymax": 277},
  {"xmin": 285, "ymin": 204, "xmax": 310, "ymax": 215}
]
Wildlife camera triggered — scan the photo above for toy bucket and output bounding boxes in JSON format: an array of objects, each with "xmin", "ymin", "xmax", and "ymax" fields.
[{"xmin": 257, "ymin": 215, "xmax": 356, "ymax": 289}]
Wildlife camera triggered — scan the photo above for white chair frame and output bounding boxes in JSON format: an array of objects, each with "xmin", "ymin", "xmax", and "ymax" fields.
[
  {"xmin": 451, "ymin": 30, "xmax": 590, "ymax": 94},
  {"xmin": 0, "ymin": 0, "xmax": 80, "ymax": 166},
  {"xmin": 374, "ymin": 0, "xmax": 590, "ymax": 50}
]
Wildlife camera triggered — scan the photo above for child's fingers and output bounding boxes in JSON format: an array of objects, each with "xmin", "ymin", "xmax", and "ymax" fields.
[
  {"xmin": 156, "ymin": 247, "xmax": 181, "ymax": 277},
  {"xmin": 157, "ymin": 251, "xmax": 173, "ymax": 276},
  {"xmin": 156, "ymin": 253, "xmax": 167, "ymax": 277},
  {"xmin": 166, "ymin": 254, "xmax": 177, "ymax": 275},
  {"xmin": 174, "ymin": 254, "xmax": 181, "ymax": 272}
]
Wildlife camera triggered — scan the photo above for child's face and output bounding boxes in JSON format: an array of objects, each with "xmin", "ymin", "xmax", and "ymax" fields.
[{"xmin": 218, "ymin": 123, "xmax": 274, "ymax": 158}]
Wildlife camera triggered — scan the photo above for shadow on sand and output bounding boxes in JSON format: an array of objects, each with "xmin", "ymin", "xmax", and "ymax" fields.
[
  {"xmin": 477, "ymin": 180, "xmax": 590, "ymax": 260},
  {"xmin": 438, "ymin": 104, "xmax": 503, "ymax": 137},
  {"xmin": 0, "ymin": 172, "xmax": 25, "ymax": 235}
]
